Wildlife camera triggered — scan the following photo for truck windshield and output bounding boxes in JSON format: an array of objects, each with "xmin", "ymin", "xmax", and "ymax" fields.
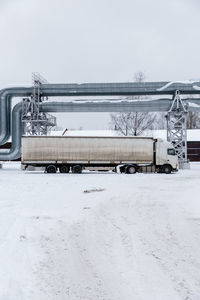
[{"xmin": 168, "ymin": 148, "xmax": 176, "ymax": 156}]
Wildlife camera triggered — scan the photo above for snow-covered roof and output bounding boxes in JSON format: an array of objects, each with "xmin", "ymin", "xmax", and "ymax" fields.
[
  {"xmin": 6, "ymin": 129, "xmax": 200, "ymax": 142},
  {"xmin": 49, "ymin": 129, "xmax": 200, "ymax": 142},
  {"xmin": 50, "ymin": 130, "xmax": 118, "ymax": 137}
]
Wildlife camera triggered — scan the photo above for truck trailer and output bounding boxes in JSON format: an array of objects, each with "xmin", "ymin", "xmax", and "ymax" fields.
[{"xmin": 21, "ymin": 136, "xmax": 178, "ymax": 174}]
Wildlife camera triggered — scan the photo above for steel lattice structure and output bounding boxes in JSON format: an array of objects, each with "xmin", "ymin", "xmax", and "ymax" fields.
[
  {"xmin": 22, "ymin": 73, "xmax": 56, "ymax": 135},
  {"xmin": 166, "ymin": 91, "xmax": 188, "ymax": 166}
]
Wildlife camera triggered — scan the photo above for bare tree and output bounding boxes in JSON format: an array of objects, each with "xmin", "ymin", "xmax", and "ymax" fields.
[
  {"xmin": 187, "ymin": 111, "xmax": 200, "ymax": 129},
  {"xmin": 110, "ymin": 72, "xmax": 156, "ymax": 136},
  {"xmin": 153, "ymin": 112, "xmax": 167, "ymax": 129},
  {"xmin": 111, "ymin": 112, "xmax": 156, "ymax": 136}
]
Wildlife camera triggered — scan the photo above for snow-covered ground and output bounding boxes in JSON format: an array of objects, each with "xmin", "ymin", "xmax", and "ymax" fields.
[{"xmin": 0, "ymin": 163, "xmax": 200, "ymax": 300}]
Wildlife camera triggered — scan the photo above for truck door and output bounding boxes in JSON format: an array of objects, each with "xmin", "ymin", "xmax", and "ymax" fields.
[{"xmin": 167, "ymin": 148, "xmax": 178, "ymax": 169}]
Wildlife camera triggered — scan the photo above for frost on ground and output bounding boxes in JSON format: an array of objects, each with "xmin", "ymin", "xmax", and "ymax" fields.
[{"xmin": 0, "ymin": 163, "xmax": 200, "ymax": 300}]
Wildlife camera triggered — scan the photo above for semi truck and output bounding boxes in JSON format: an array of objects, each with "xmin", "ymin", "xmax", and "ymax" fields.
[{"xmin": 21, "ymin": 136, "xmax": 178, "ymax": 174}]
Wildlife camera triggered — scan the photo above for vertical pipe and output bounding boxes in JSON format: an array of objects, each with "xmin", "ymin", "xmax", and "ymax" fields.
[
  {"xmin": 0, "ymin": 88, "xmax": 32, "ymax": 145},
  {"xmin": 0, "ymin": 102, "xmax": 22, "ymax": 160},
  {"xmin": 0, "ymin": 92, "xmax": 10, "ymax": 145}
]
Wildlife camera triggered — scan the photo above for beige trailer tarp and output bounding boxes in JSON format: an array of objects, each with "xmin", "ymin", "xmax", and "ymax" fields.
[{"xmin": 22, "ymin": 136, "xmax": 154, "ymax": 163}]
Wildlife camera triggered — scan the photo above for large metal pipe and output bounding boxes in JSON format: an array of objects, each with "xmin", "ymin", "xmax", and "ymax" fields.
[
  {"xmin": 0, "ymin": 92, "xmax": 11, "ymax": 145},
  {"xmin": 41, "ymin": 99, "xmax": 173, "ymax": 113},
  {"xmin": 0, "ymin": 102, "xmax": 22, "ymax": 160},
  {"xmin": 0, "ymin": 95, "xmax": 11, "ymax": 145},
  {"xmin": 1, "ymin": 98, "xmax": 200, "ymax": 161},
  {"xmin": 40, "ymin": 81, "xmax": 200, "ymax": 96},
  {"xmin": 0, "ymin": 88, "xmax": 32, "ymax": 145}
]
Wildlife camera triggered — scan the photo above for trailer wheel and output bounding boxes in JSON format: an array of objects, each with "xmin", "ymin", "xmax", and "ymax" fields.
[
  {"xmin": 163, "ymin": 164, "xmax": 172, "ymax": 174},
  {"xmin": 59, "ymin": 165, "xmax": 69, "ymax": 173},
  {"xmin": 72, "ymin": 165, "xmax": 82, "ymax": 173},
  {"xmin": 126, "ymin": 165, "xmax": 137, "ymax": 174},
  {"xmin": 46, "ymin": 165, "xmax": 57, "ymax": 173}
]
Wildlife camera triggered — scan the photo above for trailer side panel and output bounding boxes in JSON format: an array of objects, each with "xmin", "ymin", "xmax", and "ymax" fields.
[{"xmin": 22, "ymin": 136, "xmax": 154, "ymax": 164}]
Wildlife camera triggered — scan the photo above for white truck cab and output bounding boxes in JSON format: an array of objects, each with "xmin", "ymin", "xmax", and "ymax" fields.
[{"xmin": 156, "ymin": 139, "xmax": 178, "ymax": 173}]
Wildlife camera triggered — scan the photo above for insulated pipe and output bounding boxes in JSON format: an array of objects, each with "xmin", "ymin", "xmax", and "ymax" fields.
[
  {"xmin": 41, "ymin": 99, "xmax": 200, "ymax": 112},
  {"xmin": 0, "ymin": 95, "xmax": 11, "ymax": 145},
  {"xmin": 0, "ymin": 92, "xmax": 11, "ymax": 145},
  {"xmin": 40, "ymin": 81, "xmax": 200, "ymax": 96},
  {"xmin": 0, "ymin": 102, "xmax": 22, "ymax": 160},
  {"xmin": 41, "ymin": 99, "xmax": 173, "ymax": 113},
  {"xmin": 1, "ymin": 98, "xmax": 200, "ymax": 161},
  {"xmin": 0, "ymin": 88, "xmax": 32, "ymax": 145}
]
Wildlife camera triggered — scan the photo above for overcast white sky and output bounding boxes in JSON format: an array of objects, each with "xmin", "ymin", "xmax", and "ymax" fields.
[{"xmin": 0, "ymin": 0, "xmax": 200, "ymax": 129}]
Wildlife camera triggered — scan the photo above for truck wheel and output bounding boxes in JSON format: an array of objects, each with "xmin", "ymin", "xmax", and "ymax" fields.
[
  {"xmin": 46, "ymin": 165, "xmax": 57, "ymax": 173},
  {"xmin": 72, "ymin": 165, "xmax": 82, "ymax": 173},
  {"xmin": 163, "ymin": 164, "xmax": 172, "ymax": 174},
  {"xmin": 59, "ymin": 165, "xmax": 69, "ymax": 173},
  {"xmin": 126, "ymin": 165, "xmax": 137, "ymax": 174}
]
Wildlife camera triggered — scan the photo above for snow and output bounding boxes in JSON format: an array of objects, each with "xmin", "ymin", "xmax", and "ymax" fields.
[
  {"xmin": 0, "ymin": 163, "xmax": 200, "ymax": 299},
  {"xmin": 188, "ymin": 102, "xmax": 200, "ymax": 108},
  {"xmin": 157, "ymin": 80, "xmax": 199, "ymax": 92},
  {"xmin": 50, "ymin": 130, "xmax": 118, "ymax": 137},
  {"xmin": 4, "ymin": 128, "xmax": 199, "ymax": 144},
  {"xmin": 152, "ymin": 129, "xmax": 200, "ymax": 142},
  {"xmin": 50, "ymin": 129, "xmax": 200, "ymax": 142},
  {"xmin": 193, "ymin": 85, "xmax": 200, "ymax": 91},
  {"xmin": 46, "ymin": 98, "xmax": 162, "ymax": 106}
]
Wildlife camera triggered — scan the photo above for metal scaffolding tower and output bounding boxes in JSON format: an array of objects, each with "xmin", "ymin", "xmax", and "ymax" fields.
[
  {"xmin": 22, "ymin": 73, "xmax": 56, "ymax": 135},
  {"xmin": 166, "ymin": 90, "xmax": 189, "ymax": 168}
]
